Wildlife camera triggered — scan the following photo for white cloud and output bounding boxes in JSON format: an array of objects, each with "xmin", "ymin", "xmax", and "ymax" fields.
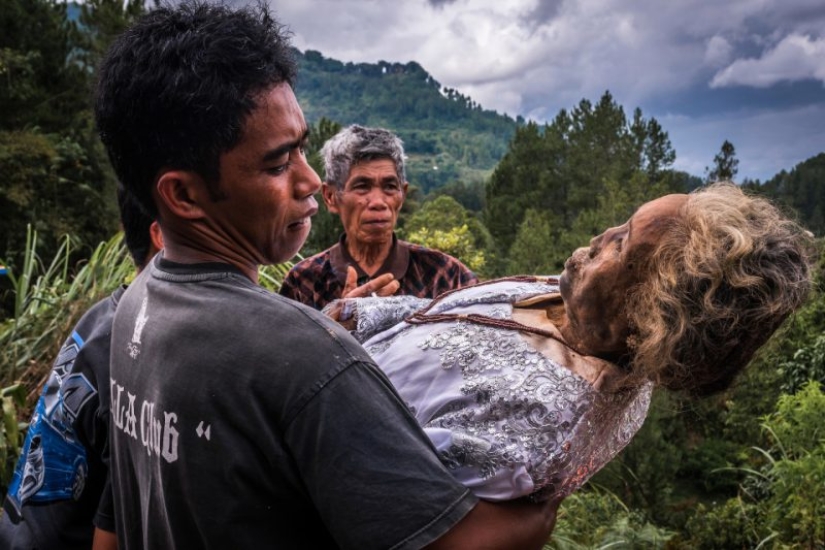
[
  {"xmin": 711, "ymin": 33, "xmax": 825, "ymax": 88},
  {"xmin": 270, "ymin": 0, "xmax": 825, "ymax": 178},
  {"xmin": 704, "ymin": 36, "xmax": 733, "ymax": 68}
]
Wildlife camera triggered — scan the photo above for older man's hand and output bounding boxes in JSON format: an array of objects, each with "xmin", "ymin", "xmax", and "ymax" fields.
[{"xmin": 342, "ymin": 266, "xmax": 400, "ymax": 299}]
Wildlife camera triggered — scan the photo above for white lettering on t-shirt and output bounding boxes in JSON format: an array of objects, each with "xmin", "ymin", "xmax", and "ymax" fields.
[
  {"xmin": 162, "ymin": 412, "xmax": 179, "ymax": 463},
  {"xmin": 111, "ymin": 376, "xmax": 179, "ymax": 464}
]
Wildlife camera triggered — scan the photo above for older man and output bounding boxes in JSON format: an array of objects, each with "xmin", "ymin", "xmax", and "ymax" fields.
[{"xmin": 280, "ymin": 125, "xmax": 478, "ymax": 309}]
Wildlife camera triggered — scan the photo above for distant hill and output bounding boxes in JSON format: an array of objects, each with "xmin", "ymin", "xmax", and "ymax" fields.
[
  {"xmin": 293, "ymin": 49, "xmax": 520, "ymax": 193},
  {"xmin": 749, "ymin": 152, "xmax": 825, "ymax": 235}
]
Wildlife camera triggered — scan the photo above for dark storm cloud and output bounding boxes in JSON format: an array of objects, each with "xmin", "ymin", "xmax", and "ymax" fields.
[{"xmin": 521, "ymin": 0, "xmax": 563, "ymax": 27}]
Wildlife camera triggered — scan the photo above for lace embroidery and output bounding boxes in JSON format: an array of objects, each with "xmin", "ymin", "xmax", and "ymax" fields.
[
  {"xmin": 419, "ymin": 321, "xmax": 588, "ymax": 488},
  {"xmin": 362, "ymin": 279, "xmax": 651, "ymax": 501},
  {"xmin": 353, "ymin": 296, "xmax": 429, "ymax": 343}
]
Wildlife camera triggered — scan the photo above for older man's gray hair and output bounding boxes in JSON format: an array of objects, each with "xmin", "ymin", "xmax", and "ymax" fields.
[{"xmin": 321, "ymin": 125, "xmax": 407, "ymax": 190}]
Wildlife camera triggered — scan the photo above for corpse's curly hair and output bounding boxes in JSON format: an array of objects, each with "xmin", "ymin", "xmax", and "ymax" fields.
[{"xmin": 626, "ymin": 182, "xmax": 813, "ymax": 397}]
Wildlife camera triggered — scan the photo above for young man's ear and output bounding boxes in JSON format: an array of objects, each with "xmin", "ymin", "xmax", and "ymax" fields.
[
  {"xmin": 154, "ymin": 170, "xmax": 208, "ymax": 220},
  {"xmin": 321, "ymin": 183, "xmax": 340, "ymax": 214}
]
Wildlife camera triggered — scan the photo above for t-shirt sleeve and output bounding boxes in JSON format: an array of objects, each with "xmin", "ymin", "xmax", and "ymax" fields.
[
  {"xmin": 284, "ymin": 360, "xmax": 477, "ymax": 550},
  {"xmin": 93, "ymin": 477, "xmax": 115, "ymax": 532}
]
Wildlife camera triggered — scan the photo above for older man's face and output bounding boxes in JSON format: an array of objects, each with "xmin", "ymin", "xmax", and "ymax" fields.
[
  {"xmin": 559, "ymin": 194, "xmax": 688, "ymax": 358},
  {"xmin": 323, "ymin": 158, "xmax": 408, "ymax": 248}
]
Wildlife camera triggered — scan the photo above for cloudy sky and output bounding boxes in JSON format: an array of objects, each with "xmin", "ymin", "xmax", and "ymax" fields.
[{"xmin": 268, "ymin": 0, "xmax": 825, "ymax": 182}]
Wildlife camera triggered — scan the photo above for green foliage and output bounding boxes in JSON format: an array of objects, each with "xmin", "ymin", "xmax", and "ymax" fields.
[
  {"xmin": 484, "ymin": 92, "xmax": 679, "ymax": 259},
  {"xmin": 0, "ymin": 0, "xmax": 87, "ymax": 131},
  {"xmin": 749, "ymin": 153, "xmax": 825, "ymax": 236},
  {"xmin": 406, "ymin": 225, "xmax": 485, "ymax": 273},
  {"xmin": 258, "ymin": 262, "xmax": 296, "ymax": 293},
  {"xmin": 0, "ymin": 383, "xmax": 26, "ymax": 490},
  {"xmin": 682, "ymin": 383, "xmax": 825, "ymax": 549},
  {"xmin": 777, "ymin": 333, "xmax": 825, "ymax": 395},
  {"xmin": 765, "ymin": 381, "xmax": 825, "ymax": 460},
  {"xmin": 547, "ymin": 487, "xmax": 674, "ymax": 549},
  {"xmin": 0, "ymin": 129, "xmax": 119, "ymax": 279},
  {"xmin": 76, "ymin": 0, "xmax": 146, "ymax": 72},
  {"xmin": 294, "ymin": 49, "xmax": 517, "ymax": 193},
  {"xmin": 401, "ymin": 196, "xmax": 491, "ymax": 275},
  {"xmin": 299, "ymin": 117, "xmax": 344, "ymax": 256},
  {"xmin": 0, "ymin": 228, "xmax": 133, "ymax": 384},
  {"xmin": 0, "ymin": 0, "xmax": 148, "ymax": 303},
  {"xmin": 428, "ymin": 179, "xmax": 486, "ymax": 212},
  {"xmin": 507, "ymin": 208, "xmax": 564, "ymax": 275},
  {"xmin": 680, "ymin": 498, "xmax": 766, "ymax": 549}
]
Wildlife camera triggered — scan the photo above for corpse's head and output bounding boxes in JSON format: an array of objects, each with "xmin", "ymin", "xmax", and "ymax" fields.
[{"xmin": 559, "ymin": 182, "xmax": 812, "ymax": 397}]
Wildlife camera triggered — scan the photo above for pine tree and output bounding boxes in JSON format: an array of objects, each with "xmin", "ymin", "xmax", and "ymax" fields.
[{"xmin": 706, "ymin": 139, "xmax": 739, "ymax": 182}]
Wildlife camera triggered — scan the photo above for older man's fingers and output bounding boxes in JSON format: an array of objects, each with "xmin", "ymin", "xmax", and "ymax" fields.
[
  {"xmin": 365, "ymin": 273, "xmax": 395, "ymax": 296},
  {"xmin": 342, "ymin": 266, "xmax": 359, "ymax": 296},
  {"xmin": 342, "ymin": 271, "xmax": 397, "ymax": 299},
  {"xmin": 375, "ymin": 280, "xmax": 400, "ymax": 297}
]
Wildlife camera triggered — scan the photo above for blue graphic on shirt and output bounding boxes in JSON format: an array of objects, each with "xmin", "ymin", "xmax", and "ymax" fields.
[{"xmin": 6, "ymin": 331, "xmax": 97, "ymax": 515}]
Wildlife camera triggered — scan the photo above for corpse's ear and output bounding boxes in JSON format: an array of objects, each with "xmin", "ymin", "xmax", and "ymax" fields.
[
  {"xmin": 322, "ymin": 183, "xmax": 340, "ymax": 214},
  {"xmin": 154, "ymin": 170, "xmax": 208, "ymax": 220}
]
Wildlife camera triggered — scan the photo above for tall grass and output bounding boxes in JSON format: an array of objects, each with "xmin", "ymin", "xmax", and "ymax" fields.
[{"xmin": 0, "ymin": 227, "xmax": 134, "ymax": 395}]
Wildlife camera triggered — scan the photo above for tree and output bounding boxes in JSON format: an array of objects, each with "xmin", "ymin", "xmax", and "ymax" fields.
[
  {"xmin": 706, "ymin": 139, "xmax": 739, "ymax": 182},
  {"xmin": 401, "ymin": 195, "xmax": 492, "ymax": 276},
  {"xmin": 484, "ymin": 91, "xmax": 676, "ymax": 267},
  {"xmin": 0, "ymin": 130, "xmax": 117, "ymax": 270},
  {"xmin": 77, "ymin": 0, "xmax": 146, "ymax": 73},
  {"xmin": 506, "ymin": 208, "xmax": 562, "ymax": 275},
  {"xmin": 0, "ymin": 0, "xmax": 148, "ymax": 272},
  {"xmin": 0, "ymin": 0, "xmax": 87, "ymax": 131}
]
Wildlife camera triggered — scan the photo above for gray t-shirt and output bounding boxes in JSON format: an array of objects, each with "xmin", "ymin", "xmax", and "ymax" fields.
[{"xmin": 107, "ymin": 257, "xmax": 476, "ymax": 549}]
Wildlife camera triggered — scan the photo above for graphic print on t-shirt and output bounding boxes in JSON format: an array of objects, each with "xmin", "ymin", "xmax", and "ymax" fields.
[
  {"xmin": 128, "ymin": 295, "xmax": 149, "ymax": 358},
  {"xmin": 5, "ymin": 331, "xmax": 96, "ymax": 517}
]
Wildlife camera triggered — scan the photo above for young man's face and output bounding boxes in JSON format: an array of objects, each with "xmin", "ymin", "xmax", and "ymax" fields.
[
  {"xmin": 559, "ymin": 194, "xmax": 688, "ymax": 358},
  {"xmin": 200, "ymin": 83, "xmax": 321, "ymax": 266},
  {"xmin": 322, "ymin": 158, "xmax": 408, "ymax": 248}
]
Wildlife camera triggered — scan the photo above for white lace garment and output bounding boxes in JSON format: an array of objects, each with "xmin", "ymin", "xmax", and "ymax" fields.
[{"xmin": 356, "ymin": 279, "xmax": 652, "ymax": 502}]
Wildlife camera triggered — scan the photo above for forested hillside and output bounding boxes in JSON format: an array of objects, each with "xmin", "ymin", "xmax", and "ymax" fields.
[
  {"xmin": 294, "ymin": 49, "xmax": 519, "ymax": 193},
  {"xmin": 748, "ymin": 153, "xmax": 825, "ymax": 235}
]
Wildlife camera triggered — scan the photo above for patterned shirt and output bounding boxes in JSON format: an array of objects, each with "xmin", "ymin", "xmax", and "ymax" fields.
[{"xmin": 280, "ymin": 233, "xmax": 478, "ymax": 310}]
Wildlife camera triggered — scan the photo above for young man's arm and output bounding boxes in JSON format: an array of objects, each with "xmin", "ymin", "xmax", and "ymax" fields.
[
  {"xmin": 92, "ymin": 527, "xmax": 117, "ymax": 550},
  {"xmin": 425, "ymin": 498, "xmax": 560, "ymax": 550}
]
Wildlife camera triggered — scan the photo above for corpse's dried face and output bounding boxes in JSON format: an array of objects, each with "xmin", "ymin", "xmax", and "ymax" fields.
[{"xmin": 559, "ymin": 194, "xmax": 688, "ymax": 358}]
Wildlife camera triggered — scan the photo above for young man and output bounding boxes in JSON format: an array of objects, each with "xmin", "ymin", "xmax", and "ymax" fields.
[
  {"xmin": 0, "ymin": 189, "xmax": 162, "ymax": 549},
  {"xmin": 94, "ymin": 3, "xmax": 556, "ymax": 548},
  {"xmin": 281, "ymin": 125, "xmax": 478, "ymax": 309}
]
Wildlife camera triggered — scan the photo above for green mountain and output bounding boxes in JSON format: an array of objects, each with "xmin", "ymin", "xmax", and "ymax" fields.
[
  {"xmin": 293, "ymin": 49, "xmax": 520, "ymax": 193},
  {"xmin": 748, "ymin": 152, "xmax": 825, "ymax": 235}
]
